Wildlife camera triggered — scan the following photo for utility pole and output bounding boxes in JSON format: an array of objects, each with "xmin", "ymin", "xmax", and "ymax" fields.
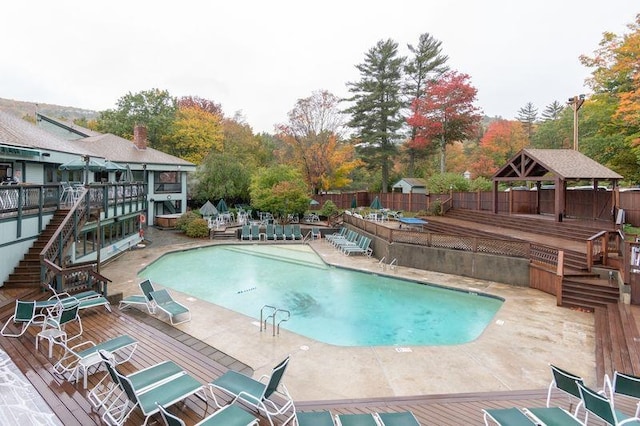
[{"xmin": 568, "ymin": 94, "xmax": 585, "ymax": 151}]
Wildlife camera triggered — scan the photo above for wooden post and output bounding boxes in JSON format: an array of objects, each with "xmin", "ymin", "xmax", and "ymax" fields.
[{"xmin": 556, "ymin": 250, "xmax": 564, "ymax": 306}]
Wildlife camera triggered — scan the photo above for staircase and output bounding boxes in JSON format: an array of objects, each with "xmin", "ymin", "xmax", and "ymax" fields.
[
  {"xmin": 211, "ymin": 228, "xmax": 237, "ymax": 240},
  {"xmin": 3, "ymin": 210, "xmax": 67, "ymax": 289},
  {"xmin": 561, "ymin": 273, "xmax": 619, "ymax": 311}
]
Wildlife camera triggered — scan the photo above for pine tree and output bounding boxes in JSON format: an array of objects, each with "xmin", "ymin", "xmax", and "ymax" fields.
[
  {"xmin": 541, "ymin": 101, "xmax": 565, "ymax": 121},
  {"xmin": 344, "ymin": 39, "xmax": 405, "ymax": 192},
  {"xmin": 516, "ymin": 102, "xmax": 538, "ymax": 143},
  {"xmin": 403, "ymin": 33, "xmax": 449, "ymax": 177}
]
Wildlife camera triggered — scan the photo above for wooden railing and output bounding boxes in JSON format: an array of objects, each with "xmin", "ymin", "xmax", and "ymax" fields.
[
  {"xmin": 586, "ymin": 230, "xmax": 624, "ymax": 272},
  {"xmin": 39, "ymin": 187, "xmax": 90, "ymax": 290},
  {"xmin": 42, "ymin": 259, "xmax": 111, "ymax": 296}
]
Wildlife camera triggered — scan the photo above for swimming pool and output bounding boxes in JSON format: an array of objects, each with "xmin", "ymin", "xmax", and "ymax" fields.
[{"xmin": 139, "ymin": 245, "xmax": 503, "ymax": 346}]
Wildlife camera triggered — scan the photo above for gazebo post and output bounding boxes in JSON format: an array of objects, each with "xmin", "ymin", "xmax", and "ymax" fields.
[{"xmin": 554, "ymin": 177, "xmax": 564, "ymax": 222}]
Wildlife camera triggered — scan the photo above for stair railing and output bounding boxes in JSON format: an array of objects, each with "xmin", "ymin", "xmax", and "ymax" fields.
[{"xmin": 39, "ymin": 187, "xmax": 90, "ymax": 291}]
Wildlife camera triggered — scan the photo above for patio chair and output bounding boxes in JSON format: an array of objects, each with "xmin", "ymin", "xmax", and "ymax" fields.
[
  {"xmin": 296, "ymin": 411, "xmax": 336, "ymax": 426},
  {"xmin": 53, "ymin": 334, "xmax": 138, "ymax": 389},
  {"xmin": 265, "ymin": 223, "xmax": 276, "ymax": 240},
  {"xmin": 376, "ymin": 411, "xmax": 420, "ymax": 425},
  {"xmin": 149, "ymin": 289, "xmax": 191, "ymax": 325},
  {"xmin": 335, "ymin": 413, "xmax": 378, "ymax": 426},
  {"xmin": 118, "ymin": 279, "xmax": 156, "ymax": 314},
  {"xmin": 522, "ymin": 407, "xmax": 584, "ymax": 425},
  {"xmin": 89, "ymin": 350, "xmax": 184, "ymax": 410},
  {"xmin": 1, "ymin": 300, "xmax": 46, "ymax": 337},
  {"xmin": 100, "ymin": 351, "xmax": 206, "ymax": 426},
  {"xmin": 311, "ymin": 227, "xmax": 321, "ymax": 240},
  {"xmin": 157, "ymin": 401, "xmax": 259, "ymax": 426},
  {"xmin": 482, "ymin": 407, "xmax": 536, "ymax": 425},
  {"xmin": 603, "ymin": 371, "xmax": 640, "ymax": 418},
  {"xmin": 325, "ymin": 227, "xmax": 346, "ymax": 243},
  {"xmin": 36, "ymin": 301, "xmax": 82, "ymax": 357},
  {"xmin": 275, "ymin": 225, "xmax": 285, "ymax": 240},
  {"xmin": 241, "ymin": 224, "xmax": 252, "ymax": 240},
  {"xmin": 44, "ymin": 284, "xmax": 111, "ymax": 312},
  {"xmin": 292, "ymin": 224, "xmax": 303, "ymax": 240},
  {"xmin": 209, "ymin": 355, "xmax": 295, "ymax": 426},
  {"xmin": 547, "ymin": 364, "xmax": 585, "ymax": 416},
  {"xmin": 251, "ymin": 224, "xmax": 261, "ymax": 240},
  {"xmin": 342, "ymin": 236, "xmax": 372, "ymax": 257},
  {"xmin": 283, "ymin": 224, "xmax": 294, "ymax": 240},
  {"xmin": 578, "ymin": 381, "xmax": 640, "ymax": 425}
]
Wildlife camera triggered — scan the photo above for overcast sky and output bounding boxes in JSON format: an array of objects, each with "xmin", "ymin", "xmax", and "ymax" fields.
[{"xmin": 1, "ymin": 1, "xmax": 638, "ymax": 134}]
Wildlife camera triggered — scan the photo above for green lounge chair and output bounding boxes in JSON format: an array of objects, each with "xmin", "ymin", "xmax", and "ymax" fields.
[
  {"xmin": 157, "ymin": 402, "xmax": 259, "ymax": 426},
  {"xmin": 523, "ymin": 406, "xmax": 584, "ymax": 425},
  {"xmin": 47, "ymin": 284, "xmax": 111, "ymax": 312},
  {"xmin": 603, "ymin": 371, "xmax": 640, "ymax": 418},
  {"xmin": 292, "ymin": 224, "xmax": 303, "ymax": 240},
  {"xmin": 376, "ymin": 411, "xmax": 421, "ymax": 425},
  {"xmin": 251, "ymin": 224, "xmax": 260, "ymax": 240},
  {"xmin": 274, "ymin": 225, "xmax": 285, "ymax": 240},
  {"xmin": 149, "ymin": 289, "xmax": 191, "ymax": 325},
  {"xmin": 296, "ymin": 411, "xmax": 336, "ymax": 426},
  {"xmin": 118, "ymin": 279, "xmax": 156, "ymax": 314},
  {"xmin": 36, "ymin": 301, "xmax": 82, "ymax": 357},
  {"xmin": 342, "ymin": 236, "xmax": 372, "ymax": 257},
  {"xmin": 311, "ymin": 227, "xmax": 321, "ymax": 240},
  {"xmin": 265, "ymin": 223, "xmax": 276, "ymax": 240},
  {"xmin": 53, "ymin": 334, "xmax": 138, "ymax": 389},
  {"xmin": 100, "ymin": 352, "xmax": 206, "ymax": 426},
  {"xmin": 1, "ymin": 300, "xmax": 46, "ymax": 337},
  {"xmin": 90, "ymin": 350, "xmax": 184, "ymax": 410},
  {"xmin": 209, "ymin": 355, "xmax": 295, "ymax": 426},
  {"xmin": 241, "ymin": 224, "xmax": 252, "ymax": 240},
  {"xmin": 547, "ymin": 364, "xmax": 585, "ymax": 417},
  {"xmin": 578, "ymin": 382, "xmax": 640, "ymax": 425},
  {"xmin": 335, "ymin": 413, "xmax": 378, "ymax": 426},
  {"xmin": 283, "ymin": 224, "xmax": 294, "ymax": 240},
  {"xmin": 483, "ymin": 407, "xmax": 536, "ymax": 425}
]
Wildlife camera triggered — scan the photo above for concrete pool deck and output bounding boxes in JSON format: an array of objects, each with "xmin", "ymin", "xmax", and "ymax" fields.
[{"xmin": 103, "ymin": 227, "xmax": 596, "ymax": 402}]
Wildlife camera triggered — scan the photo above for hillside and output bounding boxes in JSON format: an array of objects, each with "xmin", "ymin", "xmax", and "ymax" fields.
[{"xmin": 0, "ymin": 97, "xmax": 98, "ymax": 122}]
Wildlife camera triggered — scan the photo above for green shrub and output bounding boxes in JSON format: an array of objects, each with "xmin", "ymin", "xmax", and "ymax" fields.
[
  {"xmin": 176, "ymin": 211, "xmax": 200, "ymax": 232},
  {"xmin": 320, "ymin": 200, "xmax": 338, "ymax": 217},
  {"xmin": 185, "ymin": 218, "xmax": 210, "ymax": 238},
  {"xmin": 428, "ymin": 199, "xmax": 443, "ymax": 216}
]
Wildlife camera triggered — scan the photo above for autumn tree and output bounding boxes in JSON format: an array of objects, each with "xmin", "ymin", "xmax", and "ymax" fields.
[
  {"xmin": 164, "ymin": 106, "xmax": 223, "ymax": 164},
  {"xmin": 475, "ymin": 120, "xmax": 528, "ymax": 175},
  {"xmin": 345, "ymin": 39, "xmax": 406, "ymax": 192},
  {"xmin": 517, "ymin": 102, "xmax": 538, "ymax": 143},
  {"xmin": 403, "ymin": 33, "xmax": 449, "ymax": 176},
  {"xmin": 407, "ymin": 71, "xmax": 482, "ymax": 173},
  {"xmin": 221, "ymin": 116, "xmax": 273, "ymax": 168},
  {"xmin": 97, "ymin": 88, "xmax": 177, "ymax": 151},
  {"xmin": 278, "ymin": 90, "xmax": 360, "ymax": 193}
]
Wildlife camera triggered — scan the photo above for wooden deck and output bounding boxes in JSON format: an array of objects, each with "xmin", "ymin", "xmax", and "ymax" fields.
[{"xmin": 1, "ymin": 305, "xmax": 635, "ymax": 426}]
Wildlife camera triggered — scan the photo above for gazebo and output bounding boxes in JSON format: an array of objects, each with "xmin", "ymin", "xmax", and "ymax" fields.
[{"xmin": 492, "ymin": 149, "xmax": 623, "ymax": 222}]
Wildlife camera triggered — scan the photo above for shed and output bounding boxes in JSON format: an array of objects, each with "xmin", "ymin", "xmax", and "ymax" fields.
[{"xmin": 392, "ymin": 178, "xmax": 428, "ymax": 194}]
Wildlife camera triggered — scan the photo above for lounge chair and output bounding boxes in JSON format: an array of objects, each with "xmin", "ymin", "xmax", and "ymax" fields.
[
  {"xmin": 521, "ymin": 407, "xmax": 583, "ymax": 426},
  {"xmin": 342, "ymin": 236, "xmax": 372, "ymax": 257},
  {"xmin": 36, "ymin": 301, "xmax": 83, "ymax": 357},
  {"xmin": 283, "ymin": 224, "xmax": 294, "ymax": 240},
  {"xmin": 335, "ymin": 413, "xmax": 378, "ymax": 426},
  {"xmin": 325, "ymin": 227, "xmax": 346, "ymax": 243},
  {"xmin": 47, "ymin": 284, "xmax": 112, "ymax": 312},
  {"xmin": 547, "ymin": 364, "xmax": 585, "ymax": 416},
  {"xmin": 274, "ymin": 225, "xmax": 285, "ymax": 240},
  {"xmin": 53, "ymin": 334, "xmax": 138, "ymax": 389},
  {"xmin": 118, "ymin": 279, "xmax": 156, "ymax": 314},
  {"xmin": 157, "ymin": 401, "xmax": 259, "ymax": 426},
  {"xmin": 241, "ymin": 224, "xmax": 251, "ymax": 240},
  {"xmin": 482, "ymin": 407, "xmax": 536, "ymax": 425},
  {"xmin": 209, "ymin": 355, "xmax": 295, "ymax": 426},
  {"xmin": 292, "ymin": 224, "xmax": 303, "ymax": 240},
  {"xmin": 99, "ymin": 351, "xmax": 206, "ymax": 426},
  {"xmin": 376, "ymin": 411, "xmax": 420, "ymax": 425},
  {"xmin": 296, "ymin": 411, "xmax": 336, "ymax": 426},
  {"xmin": 1, "ymin": 300, "xmax": 46, "ymax": 337},
  {"xmin": 90, "ymin": 350, "xmax": 184, "ymax": 410},
  {"xmin": 311, "ymin": 227, "xmax": 321, "ymax": 240},
  {"xmin": 251, "ymin": 224, "xmax": 261, "ymax": 240},
  {"xmin": 603, "ymin": 371, "xmax": 640, "ymax": 418},
  {"xmin": 577, "ymin": 381, "xmax": 640, "ymax": 425},
  {"xmin": 265, "ymin": 223, "xmax": 276, "ymax": 240},
  {"xmin": 149, "ymin": 289, "xmax": 191, "ymax": 325}
]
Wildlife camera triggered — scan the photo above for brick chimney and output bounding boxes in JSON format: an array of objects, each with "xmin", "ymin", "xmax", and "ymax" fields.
[{"xmin": 133, "ymin": 125, "xmax": 148, "ymax": 150}]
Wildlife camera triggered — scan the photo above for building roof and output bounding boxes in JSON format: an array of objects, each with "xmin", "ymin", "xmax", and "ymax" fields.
[
  {"xmin": 76, "ymin": 134, "xmax": 194, "ymax": 168},
  {"xmin": 393, "ymin": 178, "xmax": 427, "ymax": 187},
  {"xmin": 0, "ymin": 110, "xmax": 86, "ymax": 155},
  {"xmin": 493, "ymin": 148, "xmax": 623, "ymax": 181}
]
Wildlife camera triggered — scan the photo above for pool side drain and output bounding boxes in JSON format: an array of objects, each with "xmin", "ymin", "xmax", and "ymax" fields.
[{"xmin": 395, "ymin": 347, "xmax": 412, "ymax": 353}]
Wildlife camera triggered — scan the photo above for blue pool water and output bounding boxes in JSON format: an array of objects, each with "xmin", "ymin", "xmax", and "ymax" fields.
[{"xmin": 139, "ymin": 245, "xmax": 503, "ymax": 346}]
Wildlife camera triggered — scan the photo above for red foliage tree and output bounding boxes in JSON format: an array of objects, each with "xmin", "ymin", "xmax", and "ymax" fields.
[{"xmin": 407, "ymin": 71, "xmax": 482, "ymax": 173}]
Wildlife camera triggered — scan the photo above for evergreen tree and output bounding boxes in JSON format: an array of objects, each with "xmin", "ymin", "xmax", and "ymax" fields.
[
  {"xmin": 516, "ymin": 102, "xmax": 538, "ymax": 143},
  {"xmin": 403, "ymin": 33, "xmax": 449, "ymax": 176},
  {"xmin": 541, "ymin": 100, "xmax": 565, "ymax": 121},
  {"xmin": 344, "ymin": 39, "xmax": 406, "ymax": 192}
]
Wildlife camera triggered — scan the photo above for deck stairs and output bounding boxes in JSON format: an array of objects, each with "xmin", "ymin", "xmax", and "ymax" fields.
[
  {"xmin": 561, "ymin": 273, "xmax": 619, "ymax": 311},
  {"xmin": 2, "ymin": 210, "xmax": 67, "ymax": 289},
  {"xmin": 211, "ymin": 228, "xmax": 237, "ymax": 240}
]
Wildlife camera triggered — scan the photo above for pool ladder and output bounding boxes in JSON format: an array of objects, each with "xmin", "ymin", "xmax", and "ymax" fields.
[
  {"xmin": 377, "ymin": 257, "xmax": 398, "ymax": 272},
  {"xmin": 260, "ymin": 305, "xmax": 291, "ymax": 336}
]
